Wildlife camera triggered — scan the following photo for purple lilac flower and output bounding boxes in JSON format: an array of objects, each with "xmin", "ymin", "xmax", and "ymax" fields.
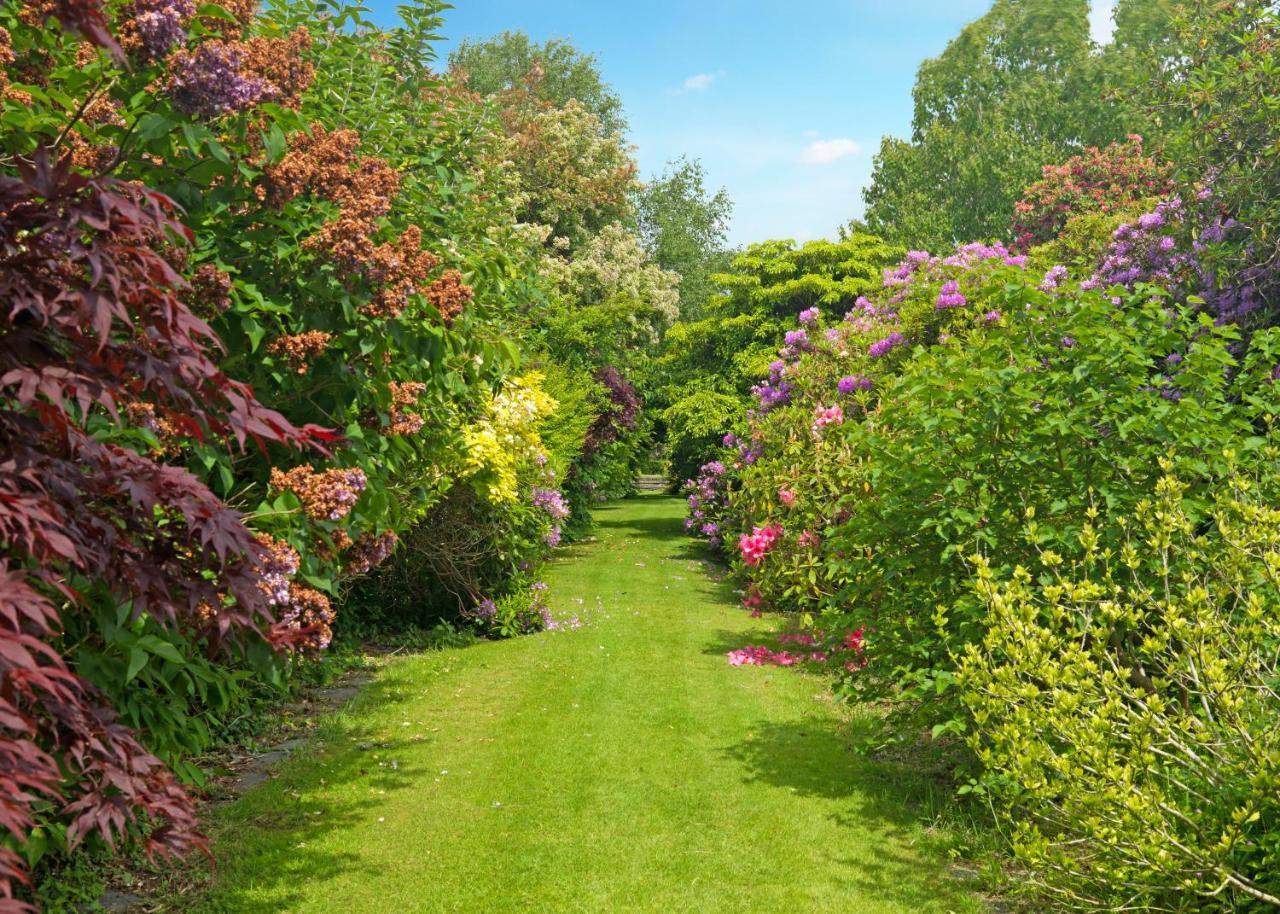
[
  {"xmin": 257, "ymin": 542, "xmax": 298, "ymax": 606},
  {"xmin": 169, "ymin": 42, "xmax": 274, "ymax": 118},
  {"xmin": 132, "ymin": 0, "xmax": 196, "ymax": 59},
  {"xmin": 326, "ymin": 469, "xmax": 367, "ymax": 520}
]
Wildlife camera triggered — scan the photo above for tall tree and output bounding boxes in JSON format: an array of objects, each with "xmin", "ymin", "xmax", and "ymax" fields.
[
  {"xmin": 860, "ymin": 0, "xmax": 1152, "ymax": 251},
  {"xmin": 634, "ymin": 157, "xmax": 733, "ymax": 320},
  {"xmin": 449, "ymin": 30, "xmax": 627, "ymax": 137}
]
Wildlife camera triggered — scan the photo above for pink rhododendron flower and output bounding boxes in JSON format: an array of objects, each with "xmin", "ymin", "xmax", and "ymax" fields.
[
  {"xmin": 778, "ymin": 487, "xmax": 797, "ymax": 507},
  {"xmin": 738, "ymin": 524, "xmax": 783, "ymax": 566},
  {"xmin": 811, "ymin": 405, "xmax": 843, "ymax": 436}
]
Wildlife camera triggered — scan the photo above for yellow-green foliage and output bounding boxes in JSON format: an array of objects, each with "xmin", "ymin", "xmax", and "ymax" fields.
[
  {"xmin": 959, "ymin": 467, "xmax": 1280, "ymax": 911},
  {"xmin": 464, "ymin": 372, "xmax": 558, "ymax": 503}
]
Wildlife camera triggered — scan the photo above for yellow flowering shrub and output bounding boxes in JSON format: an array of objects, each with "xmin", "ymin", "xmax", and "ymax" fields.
[{"xmin": 464, "ymin": 372, "xmax": 557, "ymax": 503}]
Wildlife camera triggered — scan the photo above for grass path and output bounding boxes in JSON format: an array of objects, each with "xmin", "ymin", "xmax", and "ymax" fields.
[{"xmin": 186, "ymin": 496, "xmax": 987, "ymax": 913}]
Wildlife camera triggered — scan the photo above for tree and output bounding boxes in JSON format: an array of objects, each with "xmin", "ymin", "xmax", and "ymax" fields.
[
  {"xmin": 634, "ymin": 157, "xmax": 733, "ymax": 320},
  {"xmin": 860, "ymin": 0, "xmax": 1154, "ymax": 251},
  {"xmin": 449, "ymin": 30, "xmax": 627, "ymax": 137},
  {"xmin": 499, "ymin": 98, "xmax": 638, "ymax": 248}
]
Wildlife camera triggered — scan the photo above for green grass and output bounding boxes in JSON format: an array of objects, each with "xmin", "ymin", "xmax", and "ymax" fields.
[{"xmin": 183, "ymin": 495, "xmax": 988, "ymax": 913}]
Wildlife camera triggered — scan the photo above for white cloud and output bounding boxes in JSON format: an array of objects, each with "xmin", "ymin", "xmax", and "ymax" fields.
[
  {"xmin": 682, "ymin": 73, "xmax": 717, "ymax": 92},
  {"xmin": 1089, "ymin": 0, "xmax": 1116, "ymax": 45},
  {"xmin": 800, "ymin": 137, "xmax": 862, "ymax": 165}
]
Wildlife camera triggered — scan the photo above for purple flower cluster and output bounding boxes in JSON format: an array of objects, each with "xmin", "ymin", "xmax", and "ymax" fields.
[
  {"xmin": 782, "ymin": 328, "xmax": 813, "ymax": 359},
  {"xmin": 798, "ymin": 307, "xmax": 821, "ymax": 326},
  {"xmin": 1040, "ymin": 265, "xmax": 1069, "ymax": 292},
  {"xmin": 132, "ymin": 0, "xmax": 195, "ymax": 59},
  {"xmin": 544, "ymin": 527, "xmax": 562, "ymax": 547},
  {"xmin": 330, "ymin": 471, "xmax": 366, "ymax": 519},
  {"xmin": 844, "ymin": 295, "xmax": 899, "ymax": 333},
  {"xmin": 256, "ymin": 537, "xmax": 299, "ymax": 606},
  {"xmin": 883, "ymin": 250, "xmax": 931, "ymax": 288},
  {"xmin": 868, "ymin": 332, "xmax": 906, "ymax": 359},
  {"xmin": 169, "ymin": 42, "xmax": 274, "ymax": 118},
  {"xmin": 531, "ymin": 486, "xmax": 570, "ymax": 522},
  {"xmin": 1086, "ymin": 198, "xmax": 1191, "ymax": 291},
  {"xmin": 347, "ymin": 531, "xmax": 398, "ymax": 576},
  {"xmin": 1082, "ymin": 193, "xmax": 1273, "ymax": 326},
  {"xmin": 935, "ymin": 279, "xmax": 967, "ymax": 310},
  {"xmin": 684, "ymin": 460, "xmax": 732, "ymax": 549},
  {"xmin": 471, "ymin": 598, "xmax": 497, "ymax": 622},
  {"xmin": 751, "ymin": 359, "xmax": 794, "ymax": 413},
  {"xmin": 941, "ymin": 241, "xmax": 1026, "ymax": 270},
  {"xmin": 837, "ymin": 374, "xmax": 873, "ymax": 395}
]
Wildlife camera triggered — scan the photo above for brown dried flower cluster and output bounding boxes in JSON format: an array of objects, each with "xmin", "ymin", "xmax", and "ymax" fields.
[
  {"xmin": 263, "ymin": 125, "xmax": 461, "ymax": 320},
  {"xmin": 267, "ymin": 330, "xmax": 332, "ymax": 373},
  {"xmin": 263, "ymin": 125, "xmax": 362, "ymax": 205},
  {"xmin": 346, "ymin": 531, "xmax": 397, "ymax": 575},
  {"xmin": 189, "ymin": 263, "xmax": 233, "ymax": 316},
  {"xmin": 198, "ymin": 0, "xmax": 256, "ymax": 39},
  {"xmin": 240, "ymin": 29, "xmax": 314, "ymax": 110},
  {"xmin": 269, "ymin": 464, "xmax": 366, "ymax": 521},
  {"xmin": 65, "ymin": 94, "xmax": 125, "ymax": 173},
  {"xmin": 0, "ymin": 28, "xmax": 12, "ymax": 92},
  {"xmin": 388, "ymin": 380, "xmax": 426, "ymax": 436},
  {"xmin": 424, "ymin": 269, "xmax": 473, "ymax": 325},
  {"xmin": 363, "ymin": 226, "xmax": 439, "ymax": 318}
]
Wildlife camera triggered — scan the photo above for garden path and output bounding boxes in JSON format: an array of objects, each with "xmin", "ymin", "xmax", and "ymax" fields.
[{"xmin": 186, "ymin": 495, "xmax": 986, "ymax": 913}]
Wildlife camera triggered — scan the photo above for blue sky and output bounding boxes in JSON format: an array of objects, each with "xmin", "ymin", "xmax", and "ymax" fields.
[{"xmin": 368, "ymin": 1, "xmax": 1117, "ymax": 247}]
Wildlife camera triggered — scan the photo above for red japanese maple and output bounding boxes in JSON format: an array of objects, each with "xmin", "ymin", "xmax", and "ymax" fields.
[{"xmin": 0, "ymin": 149, "xmax": 334, "ymax": 909}]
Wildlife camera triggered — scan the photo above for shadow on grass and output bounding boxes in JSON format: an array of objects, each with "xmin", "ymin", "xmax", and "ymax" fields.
[
  {"xmin": 176, "ymin": 673, "xmax": 437, "ymax": 913},
  {"xmin": 725, "ymin": 718, "xmax": 983, "ymax": 912}
]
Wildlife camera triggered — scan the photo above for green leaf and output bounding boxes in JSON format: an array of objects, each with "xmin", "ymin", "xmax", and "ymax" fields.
[{"xmin": 126, "ymin": 647, "xmax": 150, "ymax": 683}]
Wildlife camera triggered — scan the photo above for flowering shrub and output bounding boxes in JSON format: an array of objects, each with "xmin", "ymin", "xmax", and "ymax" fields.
[
  {"xmin": 737, "ymin": 524, "xmax": 783, "ymax": 567},
  {"xmin": 1012, "ymin": 136, "xmax": 1172, "ymax": 250},
  {"xmin": 464, "ymin": 373, "xmax": 557, "ymax": 504},
  {"xmin": 0, "ymin": 0, "xmax": 623, "ymax": 898}
]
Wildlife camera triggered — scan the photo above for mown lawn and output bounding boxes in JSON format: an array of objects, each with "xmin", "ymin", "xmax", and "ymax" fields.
[{"xmin": 181, "ymin": 496, "xmax": 987, "ymax": 914}]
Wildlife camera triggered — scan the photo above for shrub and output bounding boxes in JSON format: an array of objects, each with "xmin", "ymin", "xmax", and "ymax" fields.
[
  {"xmin": 1012, "ymin": 136, "xmax": 1172, "ymax": 250},
  {"xmin": 663, "ymin": 391, "xmax": 743, "ymax": 485},
  {"xmin": 961, "ymin": 470, "xmax": 1280, "ymax": 911}
]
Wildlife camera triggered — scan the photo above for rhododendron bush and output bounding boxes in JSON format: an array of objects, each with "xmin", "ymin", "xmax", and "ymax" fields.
[{"xmin": 681, "ymin": 228, "xmax": 1280, "ymax": 910}]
